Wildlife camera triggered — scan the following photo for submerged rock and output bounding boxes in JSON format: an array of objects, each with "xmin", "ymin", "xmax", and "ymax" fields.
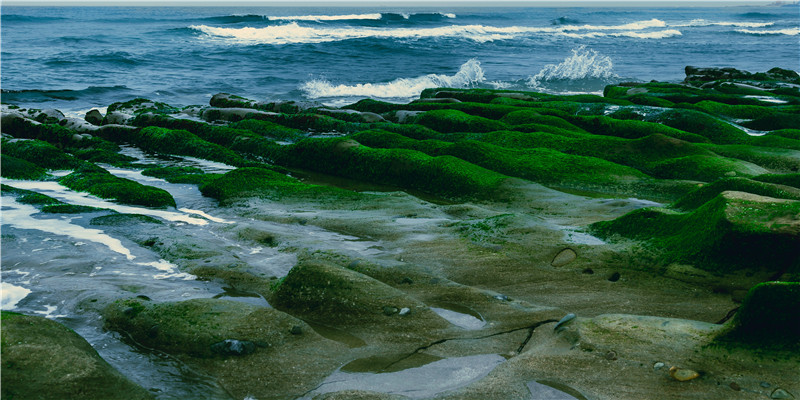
[{"xmin": 1, "ymin": 311, "xmax": 153, "ymax": 400}]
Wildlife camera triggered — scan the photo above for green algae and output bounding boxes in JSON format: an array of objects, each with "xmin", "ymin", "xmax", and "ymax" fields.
[
  {"xmin": 414, "ymin": 109, "xmax": 508, "ymax": 133},
  {"xmin": 753, "ymin": 173, "xmax": 800, "ymax": 190},
  {"xmin": 672, "ymin": 177, "xmax": 800, "ymax": 210},
  {"xmin": 2, "ymin": 139, "xmax": 84, "ymax": 170},
  {"xmin": 228, "ymin": 119, "xmax": 305, "ymax": 142},
  {"xmin": 90, "ymin": 214, "xmax": 163, "ymax": 226},
  {"xmin": 270, "ymin": 137, "xmax": 508, "ymax": 199},
  {"xmin": 130, "ymin": 126, "xmax": 247, "ymax": 167},
  {"xmin": 199, "ymin": 167, "xmax": 361, "ymax": 203},
  {"xmin": 714, "ymin": 282, "xmax": 800, "ymax": 352},
  {"xmin": 1, "ymin": 154, "xmax": 49, "ymax": 180},
  {"xmin": 58, "ymin": 164, "xmax": 176, "ymax": 208},
  {"xmin": 592, "ymin": 192, "xmax": 800, "ymax": 273}
]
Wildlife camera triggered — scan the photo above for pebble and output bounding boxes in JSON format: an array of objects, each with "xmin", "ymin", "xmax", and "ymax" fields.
[
  {"xmin": 729, "ymin": 382, "xmax": 741, "ymax": 391},
  {"xmin": 771, "ymin": 388, "xmax": 795, "ymax": 399},
  {"xmin": 551, "ymin": 248, "xmax": 577, "ymax": 267},
  {"xmin": 608, "ymin": 272, "xmax": 621, "ymax": 282},
  {"xmin": 605, "ymin": 350, "xmax": 617, "ymax": 361},
  {"xmin": 494, "ymin": 294, "xmax": 509, "ymax": 301},
  {"xmin": 653, "ymin": 362, "xmax": 665, "ymax": 371},
  {"xmin": 669, "ymin": 367, "xmax": 700, "ymax": 382},
  {"xmin": 210, "ymin": 339, "xmax": 256, "ymax": 356},
  {"xmin": 383, "ymin": 306, "xmax": 399, "ymax": 316},
  {"xmin": 398, "ymin": 307, "xmax": 411, "ymax": 316},
  {"xmin": 554, "ymin": 313, "xmax": 576, "ymax": 332},
  {"xmin": 290, "ymin": 325, "xmax": 303, "ymax": 335}
]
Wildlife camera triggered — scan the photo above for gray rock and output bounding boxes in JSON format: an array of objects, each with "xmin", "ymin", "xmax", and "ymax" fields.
[
  {"xmin": 551, "ymin": 248, "xmax": 577, "ymax": 267},
  {"xmin": 85, "ymin": 109, "xmax": 103, "ymax": 125},
  {"xmin": 210, "ymin": 339, "xmax": 257, "ymax": 356},
  {"xmin": 395, "ymin": 110, "xmax": 424, "ymax": 123},
  {"xmin": 771, "ymin": 388, "xmax": 795, "ymax": 399},
  {"xmin": 103, "ymin": 110, "xmax": 133, "ymax": 125}
]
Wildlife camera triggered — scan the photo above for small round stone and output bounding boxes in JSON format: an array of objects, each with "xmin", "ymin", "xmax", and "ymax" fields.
[
  {"xmin": 729, "ymin": 382, "xmax": 741, "ymax": 391},
  {"xmin": 398, "ymin": 307, "xmax": 411, "ymax": 316},
  {"xmin": 290, "ymin": 325, "xmax": 303, "ymax": 335},
  {"xmin": 608, "ymin": 272, "xmax": 621, "ymax": 282},
  {"xmin": 669, "ymin": 367, "xmax": 700, "ymax": 382},
  {"xmin": 771, "ymin": 388, "xmax": 795, "ymax": 399},
  {"xmin": 653, "ymin": 362, "xmax": 665, "ymax": 371},
  {"xmin": 605, "ymin": 350, "xmax": 617, "ymax": 360}
]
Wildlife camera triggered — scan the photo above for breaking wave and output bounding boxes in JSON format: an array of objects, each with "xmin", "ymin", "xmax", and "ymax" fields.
[
  {"xmin": 300, "ymin": 59, "xmax": 485, "ymax": 99},
  {"xmin": 191, "ymin": 19, "xmax": 685, "ymax": 45},
  {"xmin": 527, "ymin": 46, "xmax": 619, "ymax": 91},
  {"xmin": 670, "ymin": 19, "xmax": 775, "ymax": 28}
]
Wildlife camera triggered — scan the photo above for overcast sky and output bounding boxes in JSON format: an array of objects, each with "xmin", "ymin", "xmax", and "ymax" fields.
[{"xmin": 3, "ymin": 0, "xmax": 784, "ymax": 5}]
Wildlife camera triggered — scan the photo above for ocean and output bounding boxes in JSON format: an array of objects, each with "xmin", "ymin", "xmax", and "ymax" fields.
[{"xmin": 2, "ymin": 4, "xmax": 799, "ymax": 113}]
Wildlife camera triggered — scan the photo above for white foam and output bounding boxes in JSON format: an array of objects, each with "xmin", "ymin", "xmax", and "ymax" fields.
[
  {"xmin": 528, "ymin": 46, "xmax": 618, "ymax": 88},
  {"xmin": 33, "ymin": 304, "xmax": 68, "ymax": 319},
  {"xmin": 137, "ymin": 260, "xmax": 196, "ymax": 280},
  {"xmin": 301, "ymin": 59, "xmax": 484, "ymax": 99},
  {"xmin": 671, "ymin": 19, "xmax": 775, "ymax": 28},
  {"xmin": 2, "ymin": 198, "xmax": 135, "ymax": 259},
  {"xmin": 736, "ymin": 27, "xmax": 800, "ymax": 36},
  {"xmin": 743, "ymin": 95, "xmax": 789, "ymax": 104},
  {"xmin": 3, "ymin": 180, "xmax": 209, "ymax": 225},
  {"xmin": 268, "ymin": 13, "xmax": 382, "ymax": 22},
  {"xmin": 1, "ymin": 282, "xmax": 31, "ymax": 309}
]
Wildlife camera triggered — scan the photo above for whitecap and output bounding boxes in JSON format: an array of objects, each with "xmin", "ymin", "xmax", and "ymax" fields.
[
  {"xmin": 671, "ymin": 19, "xmax": 774, "ymax": 28},
  {"xmin": 1, "ymin": 282, "xmax": 31, "ymax": 309},
  {"xmin": 736, "ymin": 27, "xmax": 800, "ymax": 36},
  {"xmin": 190, "ymin": 19, "xmax": 679, "ymax": 46},
  {"xmin": 267, "ymin": 13, "xmax": 382, "ymax": 22},
  {"xmin": 301, "ymin": 58, "xmax": 485, "ymax": 99}
]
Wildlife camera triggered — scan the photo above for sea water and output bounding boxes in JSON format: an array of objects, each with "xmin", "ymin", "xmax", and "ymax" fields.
[{"xmin": 2, "ymin": 4, "xmax": 798, "ymax": 112}]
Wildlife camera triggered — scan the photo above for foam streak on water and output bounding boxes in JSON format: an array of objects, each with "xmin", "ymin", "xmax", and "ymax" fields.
[
  {"xmin": 3, "ymin": 180, "xmax": 210, "ymax": 225},
  {"xmin": 1, "ymin": 197, "xmax": 135, "ymax": 260}
]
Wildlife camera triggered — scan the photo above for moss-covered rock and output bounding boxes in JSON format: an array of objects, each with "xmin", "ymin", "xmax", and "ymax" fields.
[
  {"xmin": 673, "ymin": 177, "xmax": 800, "ymax": 210},
  {"xmin": 271, "ymin": 137, "xmax": 509, "ymax": 199},
  {"xmin": 414, "ymin": 109, "xmax": 508, "ymax": 133},
  {"xmin": 753, "ymin": 173, "xmax": 800, "ymax": 190},
  {"xmin": 1, "ymin": 139, "xmax": 84, "ymax": 170},
  {"xmin": 1, "ymin": 154, "xmax": 49, "ymax": 180},
  {"xmin": 90, "ymin": 214, "xmax": 163, "ymax": 226},
  {"xmin": 58, "ymin": 164, "xmax": 176, "ymax": 208},
  {"xmin": 648, "ymin": 155, "xmax": 768, "ymax": 182},
  {"xmin": 228, "ymin": 119, "xmax": 305, "ymax": 142},
  {"xmin": 592, "ymin": 191, "xmax": 800, "ymax": 272},
  {"xmin": 199, "ymin": 167, "xmax": 360, "ymax": 203},
  {"xmin": 1, "ymin": 311, "xmax": 153, "ymax": 400},
  {"xmin": 128, "ymin": 126, "xmax": 248, "ymax": 167},
  {"xmin": 104, "ymin": 298, "xmax": 303, "ymax": 358},
  {"xmin": 715, "ymin": 282, "xmax": 800, "ymax": 351},
  {"xmin": 271, "ymin": 261, "xmax": 448, "ymax": 329}
]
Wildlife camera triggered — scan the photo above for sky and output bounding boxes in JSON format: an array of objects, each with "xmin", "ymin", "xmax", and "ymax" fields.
[{"xmin": 3, "ymin": 0, "xmax": 787, "ymax": 5}]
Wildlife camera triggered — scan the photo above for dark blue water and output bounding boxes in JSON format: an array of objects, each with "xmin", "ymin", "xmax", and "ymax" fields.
[{"xmin": 2, "ymin": 5, "xmax": 799, "ymax": 112}]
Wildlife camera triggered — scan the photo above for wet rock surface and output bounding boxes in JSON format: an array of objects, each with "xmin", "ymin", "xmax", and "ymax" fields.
[{"xmin": 2, "ymin": 67, "xmax": 799, "ymax": 399}]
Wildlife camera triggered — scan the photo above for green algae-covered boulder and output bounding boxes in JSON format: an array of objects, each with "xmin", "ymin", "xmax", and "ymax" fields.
[
  {"xmin": 2, "ymin": 139, "xmax": 84, "ymax": 170},
  {"xmin": 1, "ymin": 311, "xmax": 153, "ymax": 400},
  {"xmin": 131, "ymin": 126, "xmax": 247, "ymax": 167},
  {"xmin": 59, "ymin": 164, "xmax": 176, "ymax": 208},
  {"xmin": 272, "ymin": 261, "xmax": 448, "ymax": 330},
  {"xmin": 199, "ymin": 167, "xmax": 360, "ymax": 203},
  {"xmin": 271, "ymin": 137, "xmax": 508, "ymax": 199},
  {"xmin": 592, "ymin": 191, "xmax": 800, "ymax": 272},
  {"xmin": 673, "ymin": 177, "xmax": 800, "ymax": 210},
  {"xmin": 717, "ymin": 282, "xmax": 800, "ymax": 350},
  {"xmin": 104, "ymin": 298, "xmax": 303, "ymax": 358},
  {"xmin": 414, "ymin": 109, "xmax": 508, "ymax": 133},
  {"xmin": 1, "ymin": 154, "xmax": 49, "ymax": 180}
]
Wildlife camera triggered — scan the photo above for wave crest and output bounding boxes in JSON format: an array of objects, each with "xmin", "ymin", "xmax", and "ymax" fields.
[
  {"xmin": 527, "ymin": 46, "xmax": 618, "ymax": 91},
  {"xmin": 671, "ymin": 19, "xmax": 775, "ymax": 28},
  {"xmin": 736, "ymin": 27, "xmax": 800, "ymax": 36},
  {"xmin": 301, "ymin": 59, "xmax": 484, "ymax": 100}
]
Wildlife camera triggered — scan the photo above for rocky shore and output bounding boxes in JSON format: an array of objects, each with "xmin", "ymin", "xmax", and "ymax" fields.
[{"xmin": 2, "ymin": 66, "xmax": 799, "ymax": 400}]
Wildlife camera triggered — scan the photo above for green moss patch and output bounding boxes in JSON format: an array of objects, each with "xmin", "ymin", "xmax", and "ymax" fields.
[
  {"xmin": 1, "ymin": 155, "xmax": 49, "ymax": 180},
  {"xmin": 592, "ymin": 191, "xmax": 800, "ymax": 272},
  {"xmin": 199, "ymin": 167, "xmax": 360, "ymax": 202},
  {"xmin": 58, "ymin": 165, "xmax": 176, "ymax": 208},
  {"xmin": 672, "ymin": 177, "xmax": 800, "ymax": 210}
]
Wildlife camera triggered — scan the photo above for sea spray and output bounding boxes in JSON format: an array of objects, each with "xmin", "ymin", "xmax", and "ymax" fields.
[
  {"xmin": 527, "ymin": 46, "xmax": 619, "ymax": 92},
  {"xmin": 301, "ymin": 58, "xmax": 485, "ymax": 99}
]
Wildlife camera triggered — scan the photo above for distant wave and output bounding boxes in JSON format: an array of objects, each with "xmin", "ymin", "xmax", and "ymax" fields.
[
  {"xmin": 670, "ymin": 19, "xmax": 775, "ymax": 28},
  {"xmin": 738, "ymin": 12, "xmax": 780, "ymax": 18},
  {"xmin": 736, "ymin": 27, "xmax": 800, "ymax": 35},
  {"xmin": 560, "ymin": 29, "xmax": 682, "ymax": 39},
  {"xmin": 551, "ymin": 16, "xmax": 581, "ymax": 25},
  {"xmin": 202, "ymin": 14, "xmax": 269, "ymax": 24},
  {"xmin": 301, "ymin": 59, "xmax": 484, "ymax": 99},
  {"xmin": 527, "ymin": 46, "xmax": 619, "ymax": 91},
  {"xmin": 268, "ymin": 13, "xmax": 383, "ymax": 22},
  {"xmin": 1, "ymin": 14, "xmax": 68, "ymax": 22},
  {"xmin": 2, "ymin": 86, "xmax": 132, "ymax": 102},
  {"xmin": 190, "ymin": 19, "xmax": 684, "ymax": 45}
]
